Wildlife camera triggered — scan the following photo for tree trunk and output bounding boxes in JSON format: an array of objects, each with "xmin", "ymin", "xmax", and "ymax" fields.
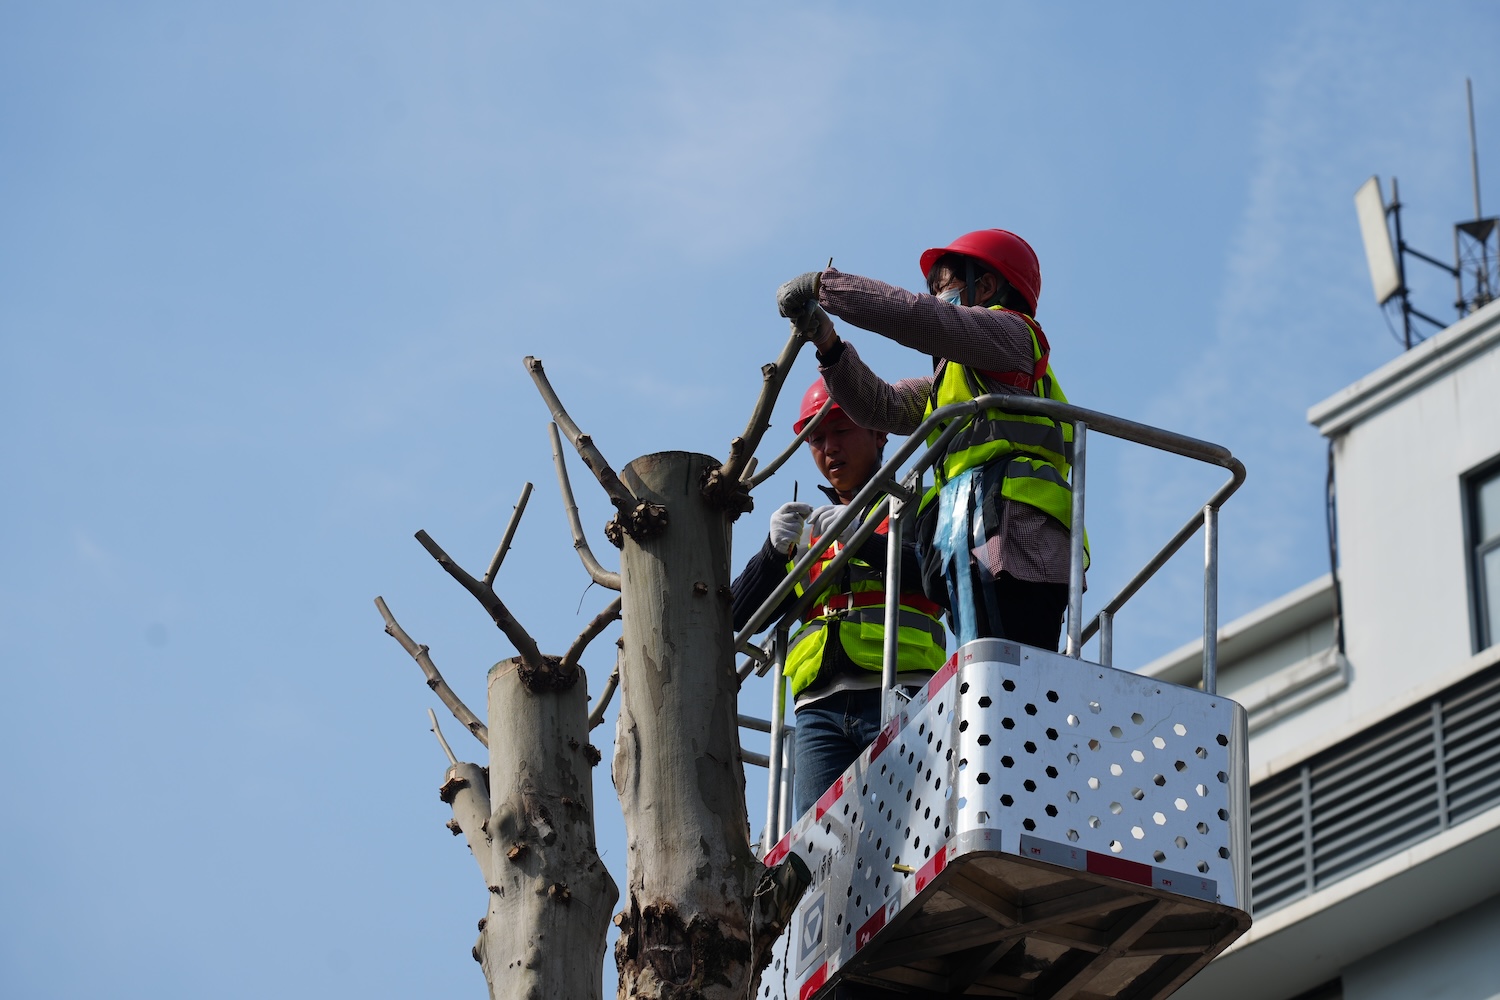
[
  {"xmin": 612, "ymin": 451, "xmax": 806, "ymax": 1000},
  {"xmin": 476, "ymin": 655, "xmax": 618, "ymax": 1000}
]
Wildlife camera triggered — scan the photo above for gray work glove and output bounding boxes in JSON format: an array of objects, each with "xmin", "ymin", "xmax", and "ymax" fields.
[
  {"xmin": 792, "ymin": 303, "xmax": 833, "ymax": 343},
  {"xmin": 780, "ymin": 269, "xmax": 828, "ymax": 320},
  {"xmin": 768, "ymin": 501, "xmax": 814, "ymax": 556}
]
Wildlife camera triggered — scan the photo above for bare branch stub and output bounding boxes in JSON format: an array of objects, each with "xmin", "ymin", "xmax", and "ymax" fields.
[
  {"xmin": 700, "ymin": 461, "xmax": 754, "ymax": 519},
  {"xmin": 616, "ymin": 498, "xmax": 669, "ymax": 545},
  {"xmin": 512, "ymin": 653, "xmax": 580, "ymax": 694},
  {"xmin": 601, "ymin": 500, "xmax": 670, "ymax": 550},
  {"xmin": 375, "ymin": 596, "xmax": 489, "ymax": 748},
  {"xmin": 414, "ymin": 529, "xmax": 547, "ymax": 672},
  {"xmin": 548, "ymin": 422, "xmax": 622, "ymax": 590},
  {"xmin": 561, "ymin": 595, "xmax": 622, "ymax": 674}
]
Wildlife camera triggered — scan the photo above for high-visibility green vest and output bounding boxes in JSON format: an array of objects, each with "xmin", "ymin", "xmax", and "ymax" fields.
[
  {"xmin": 922, "ymin": 308, "xmax": 1089, "ymax": 568},
  {"xmin": 784, "ymin": 508, "xmax": 947, "ymax": 699}
]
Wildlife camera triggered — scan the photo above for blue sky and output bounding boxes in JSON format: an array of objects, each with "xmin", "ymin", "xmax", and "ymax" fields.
[{"xmin": 2, "ymin": 3, "xmax": 1496, "ymax": 997}]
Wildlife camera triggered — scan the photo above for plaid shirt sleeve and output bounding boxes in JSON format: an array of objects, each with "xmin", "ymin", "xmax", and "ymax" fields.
[
  {"xmin": 817, "ymin": 268, "xmax": 1038, "ymax": 374},
  {"xmin": 815, "ymin": 340, "xmax": 931, "ymax": 435},
  {"xmin": 811, "ymin": 269, "xmax": 1074, "ymax": 587}
]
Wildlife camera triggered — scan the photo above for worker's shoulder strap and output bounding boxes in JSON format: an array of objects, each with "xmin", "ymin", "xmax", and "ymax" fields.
[
  {"xmin": 931, "ymin": 310, "xmax": 1051, "ymax": 400},
  {"xmin": 978, "ymin": 308, "xmax": 1050, "ymax": 392}
]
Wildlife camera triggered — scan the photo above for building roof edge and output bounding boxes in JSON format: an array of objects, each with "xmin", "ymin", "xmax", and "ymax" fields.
[
  {"xmin": 1307, "ymin": 299, "xmax": 1500, "ymax": 438},
  {"xmin": 1137, "ymin": 574, "xmax": 1335, "ymax": 686}
]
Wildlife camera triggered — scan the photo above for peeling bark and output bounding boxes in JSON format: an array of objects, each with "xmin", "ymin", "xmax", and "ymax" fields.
[
  {"xmin": 612, "ymin": 451, "xmax": 808, "ymax": 1000},
  {"xmin": 476, "ymin": 655, "xmax": 618, "ymax": 1000}
]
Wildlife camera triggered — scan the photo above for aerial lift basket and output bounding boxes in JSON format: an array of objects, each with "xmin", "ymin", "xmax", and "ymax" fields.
[
  {"xmin": 759, "ymin": 637, "xmax": 1249, "ymax": 999},
  {"xmin": 738, "ymin": 393, "xmax": 1252, "ymax": 999}
]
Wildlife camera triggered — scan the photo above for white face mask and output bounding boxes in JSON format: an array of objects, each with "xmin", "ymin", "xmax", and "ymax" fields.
[{"xmin": 938, "ymin": 288, "xmax": 963, "ymax": 306}]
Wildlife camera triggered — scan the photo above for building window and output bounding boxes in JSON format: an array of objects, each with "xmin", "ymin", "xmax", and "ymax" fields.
[{"xmin": 1469, "ymin": 461, "xmax": 1500, "ymax": 651}]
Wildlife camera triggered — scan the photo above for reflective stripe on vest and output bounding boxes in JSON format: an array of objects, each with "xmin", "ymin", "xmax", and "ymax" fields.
[
  {"xmin": 783, "ymin": 504, "xmax": 947, "ymax": 698},
  {"xmin": 788, "ymin": 606, "xmax": 947, "ymax": 656},
  {"xmin": 920, "ymin": 309, "xmax": 1087, "ymax": 565}
]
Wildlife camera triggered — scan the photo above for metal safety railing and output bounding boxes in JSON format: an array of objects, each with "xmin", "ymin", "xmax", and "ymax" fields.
[{"xmin": 735, "ymin": 394, "xmax": 1245, "ymax": 845}]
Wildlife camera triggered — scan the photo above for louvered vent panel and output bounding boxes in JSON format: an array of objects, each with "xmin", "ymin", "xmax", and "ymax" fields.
[
  {"xmin": 1444, "ymin": 669, "xmax": 1500, "ymax": 824},
  {"xmin": 1248, "ymin": 661, "xmax": 1500, "ymax": 918},
  {"xmin": 1310, "ymin": 712, "xmax": 1439, "ymax": 884},
  {"xmin": 1248, "ymin": 773, "xmax": 1306, "ymax": 912}
]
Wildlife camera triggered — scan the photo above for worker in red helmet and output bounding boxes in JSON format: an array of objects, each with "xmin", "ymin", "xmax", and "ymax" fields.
[
  {"xmin": 774, "ymin": 230, "xmax": 1086, "ymax": 651},
  {"xmin": 732, "ymin": 378, "xmax": 947, "ymax": 817}
]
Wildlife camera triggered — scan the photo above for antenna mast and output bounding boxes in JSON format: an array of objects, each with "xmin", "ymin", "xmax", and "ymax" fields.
[
  {"xmin": 1357, "ymin": 80, "xmax": 1497, "ymax": 350},
  {"xmin": 1469, "ymin": 78, "xmax": 1483, "ymax": 219},
  {"xmin": 1456, "ymin": 78, "xmax": 1497, "ymax": 315}
]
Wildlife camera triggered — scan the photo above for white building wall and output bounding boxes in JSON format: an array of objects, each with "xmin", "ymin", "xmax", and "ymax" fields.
[
  {"xmin": 1142, "ymin": 300, "xmax": 1500, "ymax": 1000},
  {"xmin": 1140, "ymin": 305, "xmax": 1500, "ymax": 773},
  {"xmin": 1239, "ymin": 304, "xmax": 1500, "ymax": 768},
  {"xmin": 1335, "ymin": 338, "xmax": 1500, "ymax": 699}
]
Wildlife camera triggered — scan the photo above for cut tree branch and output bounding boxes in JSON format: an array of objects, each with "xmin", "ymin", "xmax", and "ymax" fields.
[
  {"xmin": 375, "ymin": 595, "xmax": 489, "ymax": 748},
  {"xmin": 560, "ymin": 596, "xmax": 622, "ymax": 675},
  {"xmin": 716, "ymin": 330, "xmax": 805, "ymax": 489},
  {"xmin": 587, "ymin": 645, "xmax": 622, "ymax": 731},
  {"xmin": 524, "ymin": 356, "xmax": 636, "ymax": 519},
  {"xmin": 484, "ymin": 482, "xmax": 533, "ymax": 588},
  {"xmin": 414, "ymin": 529, "xmax": 547, "ymax": 672},
  {"xmin": 438, "ymin": 756, "xmax": 495, "ymax": 887},
  {"xmin": 748, "ymin": 396, "xmax": 832, "ymax": 489},
  {"xmin": 548, "ymin": 422, "xmax": 621, "ymax": 590}
]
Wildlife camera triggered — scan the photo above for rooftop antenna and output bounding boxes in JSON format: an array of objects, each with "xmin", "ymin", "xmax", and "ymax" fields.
[
  {"xmin": 1355, "ymin": 175, "xmax": 1454, "ymax": 349},
  {"xmin": 1355, "ymin": 79, "xmax": 1497, "ymax": 349},
  {"xmin": 1455, "ymin": 78, "xmax": 1497, "ymax": 316}
]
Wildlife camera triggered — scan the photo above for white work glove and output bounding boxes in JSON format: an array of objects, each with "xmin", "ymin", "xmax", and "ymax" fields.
[{"xmin": 768, "ymin": 502, "xmax": 814, "ymax": 556}]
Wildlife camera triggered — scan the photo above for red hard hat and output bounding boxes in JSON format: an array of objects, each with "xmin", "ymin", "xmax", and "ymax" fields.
[
  {"xmin": 793, "ymin": 378, "xmax": 843, "ymax": 434},
  {"xmin": 919, "ymin": 229, "xmax": 1041, "ymax": 313}
]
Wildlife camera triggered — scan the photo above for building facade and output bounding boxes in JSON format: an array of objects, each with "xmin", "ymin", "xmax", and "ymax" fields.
[{"xmin": 1148, "ymin": 299, "xmax": 1500, "ymax": 1000}]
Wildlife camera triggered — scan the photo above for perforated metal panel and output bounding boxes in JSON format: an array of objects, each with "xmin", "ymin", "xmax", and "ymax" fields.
[{"xmin": 759, "ymin": 638, "xmax": 1250, "ymax": 1000}]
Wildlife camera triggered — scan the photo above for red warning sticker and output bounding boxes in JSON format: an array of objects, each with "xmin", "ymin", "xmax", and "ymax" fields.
[
  {"xmin": 914, "ymin": 844, "xmax": 949, "ymax": 893},
  {"xmin": 1085, "ymin": 852, "xmax": 1154, "ymax": 887},
  {"xmin": 798, "ymin": 962, "xmax": 828, "ymax": 1000},
  {"xmin": 764, "ymin": 831, "xmax": 792, "ymax": 869},
  {"xmin": 814, "ymin": 776, "xmax": 848, "ymax": 822},
  {"xmin": 854, "ymin": 905, "xmax": 887, "ymax": 951},
  {"xmin": 866, "ymin": 716, "xmax": 902, "ymax": 763},
  {"xmin": 927, "ymin": 656, "xmax": 959, "ymax": 697}
]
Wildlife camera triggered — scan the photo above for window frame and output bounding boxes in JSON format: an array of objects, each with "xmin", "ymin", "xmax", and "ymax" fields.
[{"xmin": 1462, "ymin": 455, "xmax": 1500, "ymax": 653}]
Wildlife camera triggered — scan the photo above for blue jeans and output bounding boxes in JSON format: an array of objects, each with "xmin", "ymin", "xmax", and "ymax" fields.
[{"xmin": 793, "ymin": 689, "xmax": 885, "ymax": 817}]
